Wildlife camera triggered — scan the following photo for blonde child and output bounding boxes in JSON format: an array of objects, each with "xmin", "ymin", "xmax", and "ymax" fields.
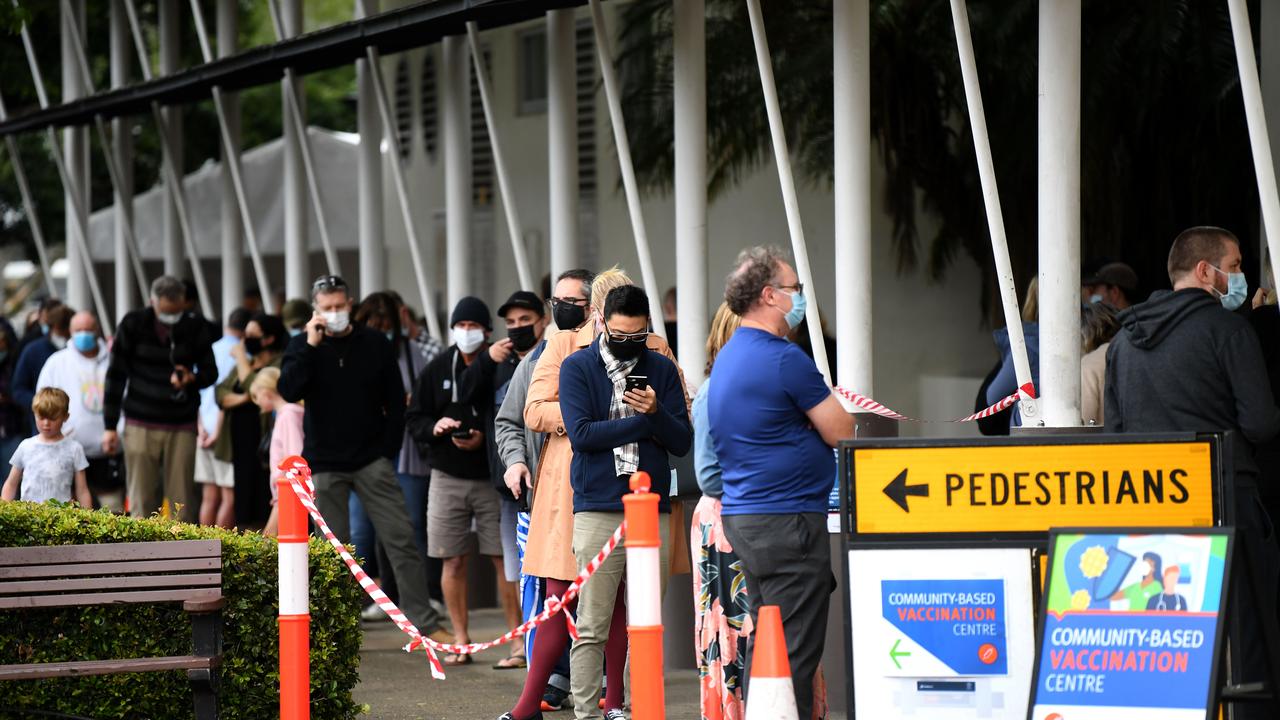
[
  {"xmin": 2, "ymin": 388, "xmax": 93, "ymax": 508},
  {"xmin": 249, "ymin": 367, "xmax": 304, "ymax": 536}
]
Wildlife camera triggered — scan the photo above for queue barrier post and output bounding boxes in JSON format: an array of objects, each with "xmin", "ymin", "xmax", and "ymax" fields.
[
  {"xmin": 278, "ymin": 458, "xmax": 311, "ymax": 720},
  {"xmin": 625, "ymin": 471, "xmax": 665, "ymax": 720}
]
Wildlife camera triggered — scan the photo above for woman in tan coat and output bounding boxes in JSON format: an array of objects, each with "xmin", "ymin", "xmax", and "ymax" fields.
[{"xmin": 499, "ymin": 268, "xmax": 689, "ymax": 720}]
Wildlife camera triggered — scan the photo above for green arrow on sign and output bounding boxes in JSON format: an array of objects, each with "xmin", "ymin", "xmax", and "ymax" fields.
[{"xmin": 889, "ymin": 638, "xmax": 911, "ymax": 670}]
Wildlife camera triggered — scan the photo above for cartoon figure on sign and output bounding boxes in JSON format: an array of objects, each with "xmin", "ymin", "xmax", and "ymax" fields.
[
  {"xmin": 1146, "ymin": 565, "xmax": 1189, "ymax": 612},
  {"xmin": 1110, "ymin": 551, "xmax": 1163, "ymax": 610}
]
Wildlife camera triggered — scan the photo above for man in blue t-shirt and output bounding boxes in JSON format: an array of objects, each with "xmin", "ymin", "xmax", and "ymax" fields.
[{"xmin": 707, "ymin": 246, "xmax": 854, "ymax": 719}]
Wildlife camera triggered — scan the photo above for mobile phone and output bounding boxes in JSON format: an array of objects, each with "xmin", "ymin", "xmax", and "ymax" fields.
[
  {"xmin": 625, "ymin": 375, "xmax": 648, "ymax": 392},
  {"xmin": 516, "ymin": 479, "xmax": 531, "ymax": 512},
  {"xmin": 450, "ymin": 428, "xmax": 474, "ymax": 439}
]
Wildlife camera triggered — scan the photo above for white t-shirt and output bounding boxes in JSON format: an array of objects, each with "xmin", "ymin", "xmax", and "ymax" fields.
[
  {"xmin": 10, "ymin": 435, "xmax": 88, "ymax": 503},
  {"xmin": 36, "ymin": 345, "xmax": 118, "ymax": 458}
]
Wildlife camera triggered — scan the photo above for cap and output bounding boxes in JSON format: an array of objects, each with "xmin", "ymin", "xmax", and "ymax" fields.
[
  {"xmin": 450, "ymin": 296, "xmax": 493, "ymax": 330},
  {"xmin": 281, "ymin": 299, "xmax": 311, "ymax": 330},
  {"xmin": 1084, "ymin": 262, "xmax": 1138, "ymax": 292},
  {"xmin": 498, "ymin": 290, "xmax": 546, "ymax": 319}
]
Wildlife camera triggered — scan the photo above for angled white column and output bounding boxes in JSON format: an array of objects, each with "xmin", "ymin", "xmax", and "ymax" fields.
[
  {"xmin": 62, "ymin": 0, "xmax": 90, "ymax": 311},
  {"xmin": 160, "ymin": 0, "xmax": 184, "ymax": 278},
  {"xmin": 0, "ymin": 94, "xmax": 56, "ymax": 296},
  {"xmin": 111, "ymin": 0, "xmax": 135, "ymax": 319},
  {"xmin": 281, "ymin": 0, "xmax": 308, "ymax": 298},
  {"xmin": 547, "ymin": 9, "xmax": 579, "ymax": 280},
  {"xmin": 1038, "ymin": 0, "xmax": 1081, "ymax": 427},
  {"xmin": 834, "ymin": 0, "xmax": 872, "ymax": 394},
  {"xmin": 356, "ymin": 0, "xmax": 385, "ymax": 295},
  {"xmin": 674, "ymin": 0, "xmax": 707, "ymax": 383},
  {"xmin": 442, "ymin": 34, "xmax": 472, "ymax": 309},
  {"xmin": 218, "ymin": 0, "xmax": 242, "ymax": 322}
]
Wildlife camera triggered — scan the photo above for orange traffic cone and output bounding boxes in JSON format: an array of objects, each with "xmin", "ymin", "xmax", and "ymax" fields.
[{"xmin": 745, "ymin": 605, "xmax": 798, "ymax": 720}]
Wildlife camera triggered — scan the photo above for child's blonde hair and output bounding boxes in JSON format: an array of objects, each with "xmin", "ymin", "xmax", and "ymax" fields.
[
  {"xmin": 32, "ymin": 387, "xmax": 70, "ymax": 420},
  {"xmin": 249, "ymin": 366, "xmax": 281, "ymax": 404}
]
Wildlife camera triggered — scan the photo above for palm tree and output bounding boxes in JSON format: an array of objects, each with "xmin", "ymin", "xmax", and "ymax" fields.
[{"xmin": 617, "ymin": 0, "xmax": 1261, "ymax": 323}]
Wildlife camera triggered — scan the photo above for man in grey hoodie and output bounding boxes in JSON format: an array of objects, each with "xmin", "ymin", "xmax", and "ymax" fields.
[{"xmin": 1106, "ymin": 226, "xmax": 1280, "ymax": 717}]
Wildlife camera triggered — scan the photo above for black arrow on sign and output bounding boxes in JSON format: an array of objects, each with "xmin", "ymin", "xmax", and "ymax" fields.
[{"xmin": 883, "ymin": 469, "xmax": 929, "ymax": 512}]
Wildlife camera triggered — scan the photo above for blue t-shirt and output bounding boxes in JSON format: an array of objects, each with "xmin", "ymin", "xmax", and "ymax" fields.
[{"xmin": 707, "ymin": 327, "xmax": 834, "ymax": 515}]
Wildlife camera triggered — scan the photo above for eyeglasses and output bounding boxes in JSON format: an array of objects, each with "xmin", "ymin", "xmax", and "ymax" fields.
[
  {"xmin": 605, "ymin": 325, "xmax": 649, "ymax": 344},
  {"xmin": 773, "ymin": 282, "xmax": 804, "ymax": 295},
  {"xmin": 550, "ymin": 296, "xmax": 589, "ymax": 309},
  {"xmin": 312, "ymin": 275, "xmax": 348, "ymax": 293}
]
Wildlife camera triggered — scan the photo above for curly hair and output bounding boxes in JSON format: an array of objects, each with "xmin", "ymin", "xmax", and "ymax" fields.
[{"xmin": 724, "ymin": 246, "xmax": 787, "ymax": 316}]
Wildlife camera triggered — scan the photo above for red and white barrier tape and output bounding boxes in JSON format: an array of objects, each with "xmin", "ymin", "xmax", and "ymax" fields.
[
  {"xmin": 280, "ymin": 457, "xmax": 621, "ymax": 679},
  {"xmin": 833, "ymin": 381, "xmax": 1036, "ymax": 423}
]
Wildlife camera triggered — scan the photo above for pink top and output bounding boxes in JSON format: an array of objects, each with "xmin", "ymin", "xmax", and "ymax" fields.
[{"xmin": 269, "ymin": 403, "xmax": 306, "ymax": 502}]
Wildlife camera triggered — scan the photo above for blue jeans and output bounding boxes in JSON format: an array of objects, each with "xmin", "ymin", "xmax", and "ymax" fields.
[{"xmin": 348, "ymin": 472, "xmax": 439, "ymax": 600}]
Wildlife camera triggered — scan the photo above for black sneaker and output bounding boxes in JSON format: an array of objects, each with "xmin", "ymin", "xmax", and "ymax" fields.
[
  {"xmin": 540, "ymin": 686, "xmax": 570, "ymax": 712},
  {"xmin": 498, "ymin": 713, "xmax": 544, "ymax": 720}
]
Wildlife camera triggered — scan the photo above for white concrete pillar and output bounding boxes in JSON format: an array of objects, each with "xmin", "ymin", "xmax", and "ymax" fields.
[
  {"xmin": 357, "ymin": 0, "xmax": 385, "ymax": 296},
  {"xmin": 547, "ymin": 9, "xmax": 579, "ymax": 279},
  {"xmin": 674, "ymin": 0, "xmax": 707, "ymax": 384},
  {"xmin": 111, "ymin": 0, "xmax": 134, "ymax": 320},
  {"xmin": 281, "ymin": 0, "xmax": 307, "ymax": 299},
  {"xmin": 442, "ymin": 35, "xmax": 472, "ymax": 309},
  {"xmin": 218, "ymin": 0, "xmax": 242, "ymax": 322},
  {"xmin": 1037, "ymin": 0, "xmax": 1081, "ymax": 427},
  {"xmin": 833, "ymin": 0, "xmax": 873, "ymax": 395},
  {"xmin": 160, "ymin": 0, "xmax": 183, "ymax": 279},
  {"xmin": 62, "ymin": 0, "xmax": 90, "ymax": 311}
]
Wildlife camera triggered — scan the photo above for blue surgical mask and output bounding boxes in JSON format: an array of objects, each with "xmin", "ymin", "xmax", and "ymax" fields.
[
  {"xmin": 72, "ymin": 331, "xmax": 96, "ymax": 353},
  {"xmin": 1211, "ymin": 265, "xmax": 1248, "ymax": 311},
  {"xmin": 288, "ymin": 328, "xmax": 302, "ymax": 337},
  {"xmin": 1089, "ymin": 294, "xmax": 1104, "ymax": 304},
  {"xmin": 39, "ymin": 323, "xmax": 49, "ymax": 336},
  {"xmin": 781, "ymin": 289, "xmax": 807, "ymax": 329}
]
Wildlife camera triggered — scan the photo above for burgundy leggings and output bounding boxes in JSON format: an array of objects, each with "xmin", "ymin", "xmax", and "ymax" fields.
[{"xmin": 511, "ymin": 577, "xmax": 627, "ymax": 719}]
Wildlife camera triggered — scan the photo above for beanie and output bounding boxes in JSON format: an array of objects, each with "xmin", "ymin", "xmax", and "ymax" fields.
[{"xmin": 450, "ymin": 296, "xmax": 492, "ymax": 330}]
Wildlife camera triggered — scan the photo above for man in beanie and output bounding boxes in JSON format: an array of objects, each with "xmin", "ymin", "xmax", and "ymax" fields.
[{"xmin": 406, "ymin": 296, "xmax": 504, "ymax": 664}]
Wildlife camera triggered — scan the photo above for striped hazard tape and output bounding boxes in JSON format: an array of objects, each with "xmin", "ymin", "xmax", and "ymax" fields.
[
  {"xmin": 280, "ymin": 456, "xmax": 622, "ymax": 679},
  {"xmin": 833, "ymin": 381, "xmax": 1036, "ymax": 423}
]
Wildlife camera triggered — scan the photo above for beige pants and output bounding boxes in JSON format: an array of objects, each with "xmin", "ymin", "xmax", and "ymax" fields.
[
  {"xmin": 570, "ymin": 510, "xmax": 670, "ymax": 720},
  {"xmin": 124, "ymin": 424, "xmax": 197, "ymax": 523}
]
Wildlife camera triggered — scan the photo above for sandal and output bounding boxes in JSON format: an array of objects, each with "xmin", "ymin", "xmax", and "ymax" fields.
[
  {"xmin": 443, "ymin": 652, "xmax": 473, "ymax": 666},
  {"xmin": 493, "ymin": 654, "xmax": 528, "ymax": 670}
]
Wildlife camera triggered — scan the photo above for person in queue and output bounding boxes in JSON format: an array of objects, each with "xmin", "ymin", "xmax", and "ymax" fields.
[
  {"xmin": 707, "ymin": 247, "xmax": 852, "ymax": 720},
  {"xmin": 103, "ymin": 276, "xmax": 217, "ymax": 522},
  {"xmin": 406, "ymin": 296, "xmax": 502, "ymax": 663},
  {"xmin": 278, "ymin": 274, "xmax": 450, "ymax": 641}
]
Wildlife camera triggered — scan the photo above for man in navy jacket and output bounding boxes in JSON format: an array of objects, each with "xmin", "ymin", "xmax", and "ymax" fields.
[{"xmin": 559, "ymin": 284, "xmax": 691, "ymax": 719}]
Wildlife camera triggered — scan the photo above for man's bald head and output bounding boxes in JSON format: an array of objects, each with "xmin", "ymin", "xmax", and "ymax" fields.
[{"xmin": 69, "ymin": 311, "xmax": 99, "ymax": 336}]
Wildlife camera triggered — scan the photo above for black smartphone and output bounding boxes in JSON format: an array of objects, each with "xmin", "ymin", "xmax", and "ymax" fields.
[
  {"xmin": 450, "ymin": 428, "xmax": 474, "ymax": 439},
  {"xmin": 625, "ymin": 375, "xmax": 649, "ymax": 392},
  {"xmin": 516, "ymin": 479, "xmax": 531, "ymax": 512}
]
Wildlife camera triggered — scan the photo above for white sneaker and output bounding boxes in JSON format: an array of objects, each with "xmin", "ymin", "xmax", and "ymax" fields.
[
  {"xmin": 604, "ymin": 710, "xmax": 627, "ymax": 720},
  {"xmin": 361, "ymin": 602, "xmax": 388, "ymax": 621}
]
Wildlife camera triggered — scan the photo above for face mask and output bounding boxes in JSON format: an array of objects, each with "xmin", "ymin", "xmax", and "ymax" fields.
[
  {"xmin": 1089, "ymin": 294, "xmax": 1104, "ymax": 304},
  {"xmin": 452, "ymin": 327, "xmax": 486, "ymax": 354},
  {"xmin": 553, "ymin": 302, "xmax": 587, "ymax": 331},
  {"xmin": 50, "ymin": 334, "xmax": 67, "ymax": 350},
  {"xmin": 606, "ymin": 335, "xmax": 647, "ymax": 361},
  {"xmin": 72, "ymin": 331, "xmax": 96, "ymax": 354},
  {"xmin": 777, "ymin": 289, "xmax": 807, "ymax": 329},
  {"xmin": 1211, "ymin": 265, "xmax": 1248, "ymax": 311},
  {"xmin": 288, "ymin": 328, "xmax": 303, "ymax": 337},
  {"xmin": 385, "ymin": 331, "xmax": 396, "ymax": 342},
  {"xmin": 507, "ymin": 324, "xmax": 539, "ymax": 353},
  {"xmin": 39, "ymin": 323, "xmax": 49, "ymax": 336},
  {"xmin": 243, "ymin": 337, "xmax": 263, "ymax": 356},
  {"xmin": 400, "ymin": 326, "xmax": 411, "ymax": 338},
  {"xmin": 321, "ymin": 310, "xmax": 350, "ymax": 334},
  {"xmin": 156, "ymin": 310, "xmax": 182, "ymax": 325}
]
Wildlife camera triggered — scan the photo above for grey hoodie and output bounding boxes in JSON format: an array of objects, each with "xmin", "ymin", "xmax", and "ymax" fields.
[{"xmin": 1105, "ymin": 287, "xmax": 1280, "ymax": 480}]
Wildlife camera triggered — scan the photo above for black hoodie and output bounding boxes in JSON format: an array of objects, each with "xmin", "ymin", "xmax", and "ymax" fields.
[{"xmin": 1105, "ymin": 288, "xmax": 1280, "ymax": 480}]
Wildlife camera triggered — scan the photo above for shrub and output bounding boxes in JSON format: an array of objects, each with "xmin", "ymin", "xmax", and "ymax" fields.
[{"xmin": 0, "ymin": 502, "xmax": 363, "ymax": 719}]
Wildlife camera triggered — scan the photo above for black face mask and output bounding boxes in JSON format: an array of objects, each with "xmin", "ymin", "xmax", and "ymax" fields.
[
  {"xmin": 553, "ymin": 302, "xmax": 587, "ymax": 331},
  {"xmin": 508, "ymin": 324, "xmax": 540, "ymax": 353},
  {"xmin": 606, "ymin": 337, "xmax": 646, "ymax": 361},
  {"xmin": 243, "ymin": 337, "xmax": 263, "ymax": 356}
]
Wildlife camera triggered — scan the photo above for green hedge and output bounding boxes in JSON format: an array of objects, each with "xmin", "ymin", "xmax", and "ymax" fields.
[{"xmin": 0, "ymin": 502, "xmax": 364, "ymax": 719}]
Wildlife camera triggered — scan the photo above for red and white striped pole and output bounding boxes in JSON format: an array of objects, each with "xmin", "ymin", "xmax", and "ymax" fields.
[
  {"xmin": 625, "ymin": 471, "xmax": 665, "ymax": 720},
  {"xmin": 278, "ymin": 457, "xmax": 311, "ymax": 720}
]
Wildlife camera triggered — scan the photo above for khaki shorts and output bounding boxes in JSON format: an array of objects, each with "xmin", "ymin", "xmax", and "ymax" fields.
[
  {"xmin": 427, "ymin": 469, "xmax": 503, "ymax": 559},
  {"xmin": 193, "ymin": 447, "xmax": 234, "ymax": 488}
]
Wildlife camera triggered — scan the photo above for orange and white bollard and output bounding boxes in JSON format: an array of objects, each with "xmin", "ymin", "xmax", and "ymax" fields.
[
  {"xmin": 744, "ymin": 605, "xmax": 798, "ymax": 720},
  {"xmin": 277, "ymin": 465, "xmax": 310, "ymax": 720},
  {"xmin": 625, "ymin": 471, "xmax": 665, "ymax": 720}
]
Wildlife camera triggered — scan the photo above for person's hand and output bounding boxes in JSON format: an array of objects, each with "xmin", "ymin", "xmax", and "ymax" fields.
[
  {"xmin": 433, "ymin": 417, "xmax": 463, "ymax": 436},
  {"xmin": 452, "ymin": 429, "xmax": 484, "ymax": 451},
  {"xmin": 489, "ymin": 338, "xmax": 514, "ymax": 364},
  {"xmin": 623, "ymin": 387, "xmax": 658, "ymax": 415},
  {"xmin": 171, "ymin": 365, "xmax": 194, "ymax": 389},
  {"xmin": 102, "ymin": 430, "xmax": 120, "ymax": 455},
  {"xmin": 306, "ymin": 312, "xmax": 326, "ymax": 347},
  {"xmin": 504, "ymin": 463, "xmax": 531, "ymax": 498},
  {"xmin": 1253, "ymin": 287, "xmax": 1270, "ymax": 310},
  {"xmin": 230, "ymin": 341, "xmax": 247, "ymax": 361}
]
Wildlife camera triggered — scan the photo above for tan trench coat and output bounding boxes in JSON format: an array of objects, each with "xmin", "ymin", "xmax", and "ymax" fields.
[{"xmin": 522, "ymin": 323, "xmax": 692, "ymax": 581}]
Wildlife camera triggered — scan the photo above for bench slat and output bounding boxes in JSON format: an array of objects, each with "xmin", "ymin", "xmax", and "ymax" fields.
[
  {"xmin": 0, "ymin": 655, "xmax": 220, "ymax": 681},
  {"xmin": 0, "ymin": 588, "xmax": 221, "ymax": 610},
  {"xmin": 0, "ymin": 573, "xmax": 222, "ymax": 596},
  {"xmin": 0, "ymin": 557, "xmax": 221, "ymax": 580},
  {"xmin": 0, "ymin": 540, "xmax": 220, "ymax": 567}
]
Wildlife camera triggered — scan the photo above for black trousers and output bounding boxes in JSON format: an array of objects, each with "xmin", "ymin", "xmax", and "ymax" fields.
[
  {"xmin": 723, "ymin": 512, "xmax": 835, "ymax": 720},
  {"xmin": 1229, "ymin": 484, "xmax": 1280, "ymax": 720}
]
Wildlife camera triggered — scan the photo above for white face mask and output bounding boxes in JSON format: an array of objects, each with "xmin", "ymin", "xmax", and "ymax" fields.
[
  {"xmin": 452, "ymin": 327, "xmax": 486, "ymax": 354},
  {"xmin": 155, "ymin": 311, "xmax": 182, "ymax": 325},
  {"xmin": 50, "ymin": 334, "xmax": 67, "ymax": 350},
  {"xmin": 321, "ymin": 310, "xmax": 350, "ymax": 334}
]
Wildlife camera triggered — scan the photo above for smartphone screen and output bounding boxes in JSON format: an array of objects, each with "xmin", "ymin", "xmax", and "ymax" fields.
[{"xmin": 625, "ymin": 375, "xmax": 648, "ymax": 392}]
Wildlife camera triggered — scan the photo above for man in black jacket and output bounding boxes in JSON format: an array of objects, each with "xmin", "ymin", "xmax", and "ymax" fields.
[
  {"xmin": 406, "ymin": 296, "xmax": 503, "ymax": 663},
  {"xmin": 1106, "ymin": 226, "xmax": 1280, "ymax": 718},
  {"xmin": 103, "ymin": 276, "xmax": 216, "ymax": 523},
  {"xmin": 278, "ymin": 275, "xmax": 449, "ymax": 640}
]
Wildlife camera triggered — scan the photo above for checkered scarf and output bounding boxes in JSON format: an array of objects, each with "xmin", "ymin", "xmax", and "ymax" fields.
[{"xmin": 598, "ymin": 339, "xmax": 640, "ymax": 478}]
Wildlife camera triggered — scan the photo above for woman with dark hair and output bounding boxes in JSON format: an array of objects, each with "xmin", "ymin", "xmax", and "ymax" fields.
[
  {"xmin": 1112, "ymin": 551, "xmax": 1163, "ymax": 610},
  {"xmin": 0, "ymin": 318, "xmax": 22, "ymax": 479},
  {"xmin": 1080, "ymin": 302, "xmax": 1121, "ymax": 426},
  {"xmin": 215, "ymin": 313, "xmax": 286, "ymax": 528}
]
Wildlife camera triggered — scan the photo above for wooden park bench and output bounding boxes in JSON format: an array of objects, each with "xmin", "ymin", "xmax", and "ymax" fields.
[{"xmin": 0, "ymin": 539, "xmax": 224, "ymax": 720}]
